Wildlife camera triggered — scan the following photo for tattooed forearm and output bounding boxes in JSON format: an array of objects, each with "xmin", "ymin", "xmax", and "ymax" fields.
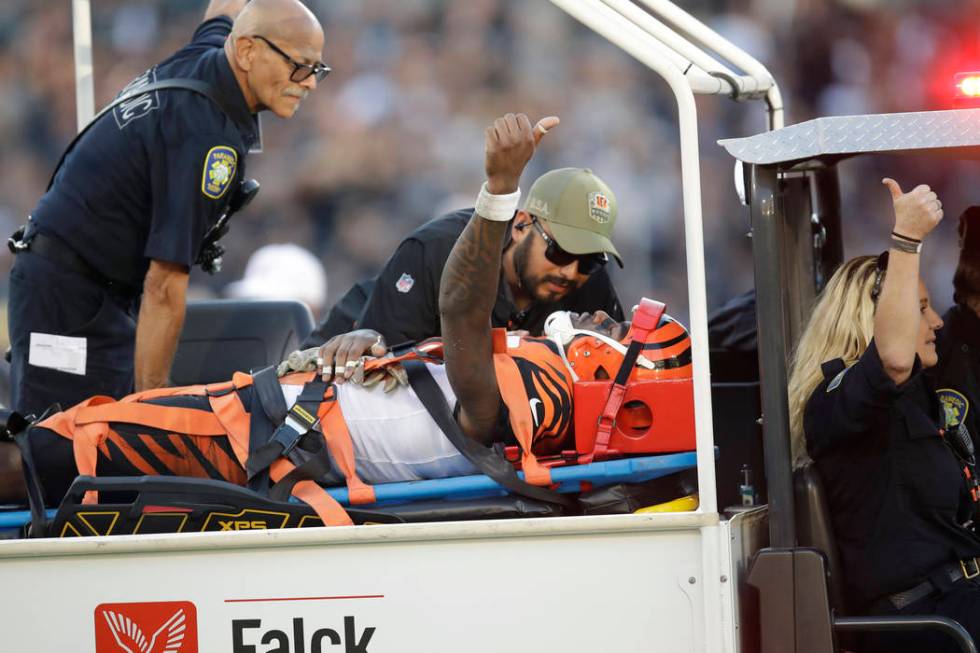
[
  {"xmin": 439, "ymin": 214, "xmax": 508, "ymax": 321},
  {"xmin": 440, "ymin": 112, "xmax": 554, "ymax": 443},
  {"xmin": 439, "ymin": 213, "xmax": 509, "ymax": 443}
]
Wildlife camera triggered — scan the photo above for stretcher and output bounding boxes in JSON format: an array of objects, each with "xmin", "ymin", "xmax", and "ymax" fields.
[{"xmin": 0, "ymin": 451, "xmax": 698, "ymax": 537}]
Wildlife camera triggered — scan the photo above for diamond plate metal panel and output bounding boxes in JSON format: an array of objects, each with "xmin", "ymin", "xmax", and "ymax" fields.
[{"xmin": 718, "ymin": 108, "xmax": 980, "ymax": 165}]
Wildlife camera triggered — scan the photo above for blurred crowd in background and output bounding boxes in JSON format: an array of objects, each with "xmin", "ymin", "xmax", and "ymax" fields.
[{"xmin": 0, "ymin": 0, "xmax": 979, "ymax": 404}]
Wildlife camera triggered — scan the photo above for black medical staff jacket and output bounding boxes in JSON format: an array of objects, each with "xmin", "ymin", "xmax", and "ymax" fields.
[
  {"xmin": 30, "ymin": 16, "xmax": 259, "ymax": 288},
  {"xmin": 934, "ymin": 304, "xmax": 980, "ymax": 450},
  {"xmin": 805, "ymin": 340, "xmax": 980, "ymax": 611},
  {"xmin": 304, "ymin": 208, "xmax": 624, "ymax": 347}
]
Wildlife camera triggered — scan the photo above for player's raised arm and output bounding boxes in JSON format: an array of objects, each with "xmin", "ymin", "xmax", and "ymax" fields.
[{"xmin": 440, "ymin": 113, "xmax": 558, "ymax": 443}]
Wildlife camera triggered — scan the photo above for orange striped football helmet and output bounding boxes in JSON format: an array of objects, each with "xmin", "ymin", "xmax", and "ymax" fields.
[{"xmin": 564, "ymin": 314, "xmax": 692, "ymax": 381}]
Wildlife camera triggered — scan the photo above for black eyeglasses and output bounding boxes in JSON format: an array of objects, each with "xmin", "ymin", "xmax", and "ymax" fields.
[
  {"xmin": 529, "ymin": 216, "xmax": 608, "ymax": 275},
  {"xmin": 871, "ymin": 250, "xmax": 889, "ymax": 303},
  {"xmin": 254, "ymin": 35, "xmax": 331, "ymax": 82}
]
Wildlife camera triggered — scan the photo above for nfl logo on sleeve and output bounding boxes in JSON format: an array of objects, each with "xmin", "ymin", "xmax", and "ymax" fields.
[{"xmin": 396, "ymin": 273, "xmax": 415, "ymax": 293}]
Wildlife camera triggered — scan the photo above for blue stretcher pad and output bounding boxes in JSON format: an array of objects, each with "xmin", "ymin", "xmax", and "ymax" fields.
[
  {"xmin": 0, "ymin": 452, "xmax": 698, "ymax": 531},
  {"xmin": 329, "ymin": 452, "xmax": 698, "ymax": 506},
  {"xmin": 0, "ymin": 508, "xmax": 56, "ymax": 531}
]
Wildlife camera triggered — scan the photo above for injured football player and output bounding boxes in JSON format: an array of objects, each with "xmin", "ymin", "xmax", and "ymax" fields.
[{"xmin": 0, "ymin": 113, "xmax": 693, "ymax": 527}]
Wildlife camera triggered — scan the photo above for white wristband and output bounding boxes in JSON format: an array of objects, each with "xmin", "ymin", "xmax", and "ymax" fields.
[{"xmin": 474, "ymin": 182, "xmax": 521, "ymax": 222}]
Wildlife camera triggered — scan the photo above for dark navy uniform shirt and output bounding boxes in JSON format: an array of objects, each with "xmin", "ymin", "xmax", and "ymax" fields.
[
  {"xmin": 708, "ymin": 289, "xmax": 757, "ymax": 353},
  {"xmin": 934, "ymin": 304, "xmax": 980, "ymax": 448},
  {"xmin": 31, "ymin": 16, "xmax": 258, "ymax": 290},
  {"xmin": 304, "ymin": 208, "xmax": 624, "ymax": 347},
  {"xmin": 806, "ymin": 340, "xmax": 980, "ymax": 610}
]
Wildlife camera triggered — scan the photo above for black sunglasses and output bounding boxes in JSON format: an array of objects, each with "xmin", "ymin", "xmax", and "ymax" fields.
[
  {"xmin": 529, "ymin": 216, "xmax": 608, "ymax": 275},
  {"xmin": 871, "ymin": 250, "xmax": 889, "ymax": 303},
  {"xmin": 254, "ymin": 35, "xmax": 331, "ymax": 83}
]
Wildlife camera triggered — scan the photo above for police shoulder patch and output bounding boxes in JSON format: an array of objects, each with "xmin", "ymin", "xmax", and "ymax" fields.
[
  {"xmin": 826, "ymin": 368, "xmax": 847, "ymax": 393},
  {"xmin": 937, "ymin": 388, "xmax": 970, "ymax": 428},
  {"xmin": 201, "ymin": 145, "xmax": 238, "ymax": 199}
]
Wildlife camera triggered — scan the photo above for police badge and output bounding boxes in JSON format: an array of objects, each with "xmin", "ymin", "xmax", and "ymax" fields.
[
  {"xmin": 201, "ymin": 145, "xmax": 238, "ymax": 199},
  {"xmin": 937, "ymin": 388, "xmax": 970, "ymax": 428}
]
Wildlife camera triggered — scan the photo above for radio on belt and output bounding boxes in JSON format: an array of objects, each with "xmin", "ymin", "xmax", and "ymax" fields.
[{"xmin": 197, "ymin": 178, "xmax": 260, "ymax": 274}]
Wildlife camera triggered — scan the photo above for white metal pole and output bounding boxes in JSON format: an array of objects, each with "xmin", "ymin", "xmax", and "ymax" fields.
[
  {"xmin": 765, "ymin": 85, "xmax": 785, "ymax": 130},
  {"xmin": 540, "ymin": 12, "xmax": 725, "ymax": 639},
  {"xmin": 72, "ymin": 0, "xmax": 95, "ymax": 132},
  {"xmin": 551, "ymin": 0, "xmax": 726, "ymax": 95},
  {"xmin": 600, "ymin": 0, "xmax": 744, "ymax": 95},
  {"xmin": 544, "ymin": 5, "xmax": 726, "ymax": 647},
  {"xmin": 639, "ymin": 0, "xmax": 784, "ymax": 128},
  {"xmin": 548, "ymin": 0, "xmax": 718, "ymax": 521}
]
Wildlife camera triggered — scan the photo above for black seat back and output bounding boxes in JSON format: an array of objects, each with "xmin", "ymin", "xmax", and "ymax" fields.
[
  {"xmin": 711, "ymin": 381, "xmax": 765, "ymax": 508},
  {"xmin": 794, "ymin": 462, "xmax": 846, "ymax": 613},
  {"xmin": 172, "ymin": 299, "xmax": 314, "ymax": 385}
]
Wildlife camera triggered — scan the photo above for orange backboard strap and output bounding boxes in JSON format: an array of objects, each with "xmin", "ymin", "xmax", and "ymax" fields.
[
  {"xmin": 585, "ymin": 298, "xmax": 666, "ymax": 464},
  {"xmin": 317, "ymin": 393, "xmax": 376, "ymax": 505}
]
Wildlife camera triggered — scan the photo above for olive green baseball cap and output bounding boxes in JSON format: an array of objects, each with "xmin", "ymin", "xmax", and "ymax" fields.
[{"xmin": 523, "ymin": 167, "xmax": 623, "ymax": 267}]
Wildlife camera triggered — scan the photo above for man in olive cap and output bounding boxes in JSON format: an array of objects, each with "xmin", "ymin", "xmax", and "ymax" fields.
[{"xmin": 304, "ymin": 166, "xmax": 624, "ymax": 351}]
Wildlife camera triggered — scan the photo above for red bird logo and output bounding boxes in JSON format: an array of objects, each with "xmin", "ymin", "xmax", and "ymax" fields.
[{"xmin": 95, "ymin": 602, "xmax": 196, "ymax": 653}]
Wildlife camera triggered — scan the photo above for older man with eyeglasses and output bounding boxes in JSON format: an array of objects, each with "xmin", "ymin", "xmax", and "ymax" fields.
[
  {"xmin": 7, "ymin": 0, "xmax": 328, "ymax": 418},
  {"xmin": 305, "ymin": 161, "xmax": 626, "ymax": 371}
]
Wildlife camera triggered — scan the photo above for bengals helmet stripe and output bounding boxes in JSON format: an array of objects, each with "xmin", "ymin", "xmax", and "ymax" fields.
[
  {"xmin": 563, "ymin": 314, "xmax": 693, "ymax": 382},
  {"xmin": 641, "ymin": 333, "xmax": 688, "ymax": 350}
]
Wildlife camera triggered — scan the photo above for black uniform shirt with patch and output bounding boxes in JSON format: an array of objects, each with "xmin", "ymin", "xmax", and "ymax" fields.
[
  {"xmin": 805, "ymin": 339, "xmax": 980, "ymax": 610},
  {"xmin": 31, "ymin": 16, "xmax": 258, "ymax": 289},
  {"xmin": 321, "ymin": 208, "xmax": 624, "ymax": 346},
  {"xmin": 934, "ymin": 304, "xmax": 980, "ymax": 446}
]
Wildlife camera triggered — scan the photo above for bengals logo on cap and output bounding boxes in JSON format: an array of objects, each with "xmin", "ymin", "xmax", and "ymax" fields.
[
  {"xmin": 588, "ymin": 191, "xmax": 611, "ymax": 224},
  {"xmin": 95, "ymin": 601, "xmax": 197, "ymax": 653}
]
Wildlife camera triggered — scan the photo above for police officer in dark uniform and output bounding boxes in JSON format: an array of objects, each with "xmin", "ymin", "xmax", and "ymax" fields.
[
  {"xmin": 935, "ymin": 206, "xmax": 980, "ymax": 446},
  {"xmin": 304, "ymin": 167, "xmax": 625, "ymax": 354},
  {"xmin": 792, "ymin": 179, "xmax": 980, "ymax": 652},
  {"xmin": 8, "ymin": 0, "xmax": 328, "ymax": 417}
]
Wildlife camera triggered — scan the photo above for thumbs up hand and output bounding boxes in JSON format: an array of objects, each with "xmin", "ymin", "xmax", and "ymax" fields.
[
  {"xmin": 882, "ymin": 178, "xmax": 944, "ymax": 241},
  {"xmin": 484, "ymin": 113, "xmax": 559, "ymax": 195}
]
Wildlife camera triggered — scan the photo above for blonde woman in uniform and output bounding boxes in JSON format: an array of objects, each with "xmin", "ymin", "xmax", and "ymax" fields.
[{"xmin": 788, "ymin": 179, "xmax": 980, "ymax": 652}]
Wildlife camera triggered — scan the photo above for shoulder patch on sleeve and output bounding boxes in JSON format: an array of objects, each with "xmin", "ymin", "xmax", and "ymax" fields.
[
  {"xmin": 937, "ymin": 388, "xmax": 970, "ymax": 428},
  {"xmin": 826, "ymin": 368, "xmax": 847, "ymax": 393},
  {"xmin": 201, "ymin": 146, "xmax": 238, "ymax": 199}
]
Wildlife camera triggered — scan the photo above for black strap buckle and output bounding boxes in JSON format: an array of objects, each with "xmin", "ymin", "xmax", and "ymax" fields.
[
  {"xmin": 286, "ymin": 402, "xmax": 318, "ymax": 430},
  {"xmin": 269, "ymin": 425, "xmax": 303, "ymax": 457},
  {"xmin": 961, "ymin": 557, "xmax": 980, "ymax": 580},
  {"xmin": 7, "ymin": 225, "xmax": 27, "ymax": 254},
  {"xmin": 274, "ymin": 403, "xmax": 320, "ymax": 456}
]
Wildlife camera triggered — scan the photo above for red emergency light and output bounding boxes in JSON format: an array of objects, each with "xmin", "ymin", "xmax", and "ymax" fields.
[{"xmin": 954, "ymin": 72, "xmax": 980, "ymax": 105}]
